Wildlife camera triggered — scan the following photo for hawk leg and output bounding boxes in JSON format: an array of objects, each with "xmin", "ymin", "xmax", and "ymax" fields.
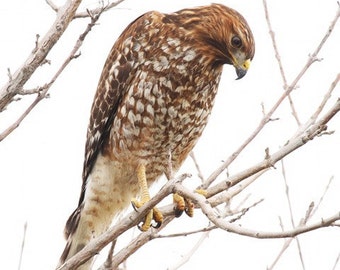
[{"xmin": 131, "ymin": 164, "xmax": 163, "ymax": 231}]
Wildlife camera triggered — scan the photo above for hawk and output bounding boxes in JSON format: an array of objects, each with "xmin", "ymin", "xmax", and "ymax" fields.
[{"xmin": 59, "ymin": 3, "xmax": 255, "ymax": 269}]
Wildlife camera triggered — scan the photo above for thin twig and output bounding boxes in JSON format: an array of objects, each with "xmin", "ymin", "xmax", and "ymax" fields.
[
  {"xmin": 18, "ymin": 86, "xmax": 45, "ymax": 95},
  {"xmin": 155, "ymin": 225, "xmax": 216, "ymax": 240},
  {"xmin": 332, "ymin": 252, "xmax": 340, "ymax": 270},
  {"xmin": 293, "ymin": 73, "xmax": 340, "ymax": 138},
  {"xmin": 168, "ymin": 230, "xmax": 210, "ymax": 270},
  {"xmin": 229, "ymin": 199, "xmax": 264, "ymax": 223},
  {"xmin": 17, "ymin": 222, "xmax": 27, "ymax": 270},
  {"xmin": 280, "ymin": 160, "xmax": 306, "ymax": 269},
  {"xmin": 98, "ymin": 239, "xmax": 117, "ymax": 270},
  {"xmin": 75, "ymin": 0, "xmax": 126, "ymax": 18},
  {"xmin": 190, "ymin": 152, "xmax": 205, "ymax": 183},
  {"xmin": 45, "ymin": 0, "xmax": 58, "ymax": 12},
  {"xmin": 311, "ymin": 176, "xmax": 334, "ymax": 217},
  {"xmin": 262, "ymin": 0, "xmax": 301, "ymax": 125}
]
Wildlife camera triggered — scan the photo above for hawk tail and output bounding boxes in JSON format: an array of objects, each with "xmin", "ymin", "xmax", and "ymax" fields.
[{"xmin": 57, "ymin": 205, "xmax": 93, "ymax": 270}]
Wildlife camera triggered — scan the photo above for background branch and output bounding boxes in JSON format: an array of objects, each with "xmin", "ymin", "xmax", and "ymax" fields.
[
  {"xmin": 0, "ymin": 1, "xmax": 106, "ymax": 141},
  {"xmin": 0, "ymin": 0, "xmax": 82, "ymax": 111}
]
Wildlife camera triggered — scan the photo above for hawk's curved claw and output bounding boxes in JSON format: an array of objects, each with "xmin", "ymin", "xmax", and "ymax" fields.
[
  {"xmin": 174, "ymin": 208, "xmax": 184, "ymax": 218},
  {"xmin": 131, "ymin": 200, "xmax": 139, "ymax": 212},
  {"xmin": 132, "ymin": 199, "xmax": 163, "ymax": 231},
  {"xmin": 152, "ymin": 220, "xmax": 162, "ymax": 229}
]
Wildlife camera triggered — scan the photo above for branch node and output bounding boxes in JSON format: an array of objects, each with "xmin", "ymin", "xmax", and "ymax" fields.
[
  {"xmin": 32, "ymin": 34, "xmax": 40, "ymax": 53},
  {"xmin": 7, "ymin": 68, "xmax": 12, "ymax": 81},
  {"xmin": 264, "ymin": 147, "xmax": 276, "ymax": 169},
  {"xmin": 40, "ymin": 58, "xmax": 51, "ymax": 66},
  {"xmin": 308, "ymin": 53, "xmax": 323, "ymax": 63}
]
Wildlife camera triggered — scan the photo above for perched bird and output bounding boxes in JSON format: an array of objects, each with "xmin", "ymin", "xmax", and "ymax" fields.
[{"xmin": 58, "ymin": 3, "xmax": 255, "ymax": 269}]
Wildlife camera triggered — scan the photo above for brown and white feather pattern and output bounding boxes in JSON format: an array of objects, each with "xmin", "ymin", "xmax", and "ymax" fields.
[{"xmin": 59, "ymin": 4, "xmax": 254, "ymax": 269}]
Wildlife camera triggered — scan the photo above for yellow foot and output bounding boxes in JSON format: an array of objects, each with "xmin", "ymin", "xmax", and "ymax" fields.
[
  {"xmin": 195, "ymin": 188, "xmax": 208, "ymax": 197},
  {"xmin": 133, "ymin": 164, "xmax": 164, "ymax": 231},
  {"xmin": 131, "ymin": 199, "xmax": 163, "ymax": 231},
  {"xmin": 173, "ymin": 193, "xmax": 194, "ymax": 218}
]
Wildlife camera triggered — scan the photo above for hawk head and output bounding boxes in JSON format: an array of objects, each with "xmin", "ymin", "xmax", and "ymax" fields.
[{"xmin": 174, "ymin": 4, "xmax": 255, "ymax": 79}]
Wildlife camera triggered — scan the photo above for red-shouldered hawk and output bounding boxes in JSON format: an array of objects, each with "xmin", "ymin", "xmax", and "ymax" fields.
[{"xmin": 59, "ymin": 3, "xmax": 255, "ymax": 269}]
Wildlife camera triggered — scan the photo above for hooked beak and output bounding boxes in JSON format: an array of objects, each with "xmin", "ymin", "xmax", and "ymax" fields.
[{"xmin": 234, "ymin": 58, "xmax": 251, "ymax": 80}]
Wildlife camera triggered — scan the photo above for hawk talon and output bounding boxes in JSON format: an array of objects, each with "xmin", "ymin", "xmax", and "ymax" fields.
[
  {"xmin": 131, "ymin": 200, "xmax": 140, "ymax": 212},
  {"xmin": 152, "ymin": 220, "xmax": 162, "ymax": 229},
  {"xmin": 137, "ymin": 209, "xmax": 163, "ymax": 231},
  {"xmin": 137, "ymin": 223, "xmax": 144, "ymax": 231},
  {"xmin": 174, "ymin": 207, "xmax": 184, "ymax": 218},
  {"xmin": 132, "ymin": 198, "xmax": 163, "ymax": 231}
]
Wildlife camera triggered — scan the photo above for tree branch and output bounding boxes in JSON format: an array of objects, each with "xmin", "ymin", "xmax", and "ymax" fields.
[
  {"xmin": 0, "ymin": 0, "xmax": 82, "ymax": 112},
  {"xmin": 0, "ymin": 2, "xmax": 107, "ymax": 142},
  {"xmin": 176, "ymin": 184, "xmax": 340, "ymax": 239}
]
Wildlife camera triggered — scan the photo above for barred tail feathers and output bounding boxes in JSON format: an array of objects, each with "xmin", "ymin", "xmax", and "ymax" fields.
[
  {"xmin": 58, "ymin": 205, "xmax": 94, "ymax": 270},
  {"xmin": 58, "ymin": 155, "xmax": 136, "ymax": 269}
]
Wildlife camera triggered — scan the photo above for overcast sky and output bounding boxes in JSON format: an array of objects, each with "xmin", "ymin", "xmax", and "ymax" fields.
[{"xmin": 0, "ymin": 1, "xmax": 340, "ymax": 269}]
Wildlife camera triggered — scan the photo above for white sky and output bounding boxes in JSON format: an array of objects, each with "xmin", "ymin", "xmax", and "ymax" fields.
[{"xmin": 0, "ymin": 0, "xmax": 340, "ymax": 269}]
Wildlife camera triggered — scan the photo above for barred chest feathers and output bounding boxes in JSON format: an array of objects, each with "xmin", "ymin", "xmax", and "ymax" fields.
[{"xmin": 106, "ymin": 29, "xmax": 223, "ymax": 167}]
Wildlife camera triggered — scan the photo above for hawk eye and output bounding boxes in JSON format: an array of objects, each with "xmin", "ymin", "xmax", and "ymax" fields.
[{"xmin": 231, "ymin": 36, "xmax": 242, "ymax": 48}]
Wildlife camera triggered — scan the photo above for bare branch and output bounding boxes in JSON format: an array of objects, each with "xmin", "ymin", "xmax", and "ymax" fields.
[
  {"xmin": 176, "ymin": 184, "xmax": 340, "ymax": 239},
  {"xmin": 0, "ymin": 89, "xmax": 47, "ymax": 142},
  {"xmin": 0, "ymin": 0, "xmax": 82, "ymax": 111},
  {"xmin": 75, "ymin": 0, "xmax": 127, "ymax": 18},
  {"xmin": 109, "ymin": 195, "xmax": 263, "ymax": 270},
  {"xmin": 46, "ymin": 0, "xmax": 127, "ymax": 19},
  {"xmin": 0, "ymin": 1, "xmax": 106, "ymax": 142},
  {"xmin": 18, "ymin": 86, "xmax": 46, "ymax": 95}
]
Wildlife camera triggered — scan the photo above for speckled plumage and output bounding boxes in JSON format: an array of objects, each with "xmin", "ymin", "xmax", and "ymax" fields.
[{"xmin": 59, "ymin": 4, "xmax": 254, "ymax": 269}]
